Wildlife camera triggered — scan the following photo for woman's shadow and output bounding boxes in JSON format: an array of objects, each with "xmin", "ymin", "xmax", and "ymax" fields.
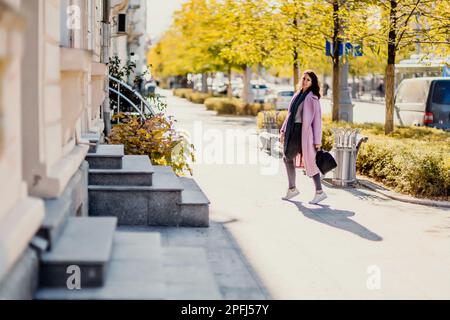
[{"xmin": 287, "ymin": 200, "xmax": 383, "ymax": 241}]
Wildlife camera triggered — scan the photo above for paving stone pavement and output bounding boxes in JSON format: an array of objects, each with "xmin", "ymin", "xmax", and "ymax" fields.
[{"xmin": 118, "ymin": 223, "xmax": 271, "ymax": 300}]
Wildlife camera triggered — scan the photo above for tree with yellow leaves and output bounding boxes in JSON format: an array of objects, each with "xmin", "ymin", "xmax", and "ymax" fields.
[{"xmin": 364, "ymin": 0, "xmax": 450, "ymax": 134}]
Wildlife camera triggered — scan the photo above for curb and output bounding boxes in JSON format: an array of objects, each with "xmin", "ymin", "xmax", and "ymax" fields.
[{"xmin": 357, "ymin": 178, "xmax": 450, "ymax": 209}]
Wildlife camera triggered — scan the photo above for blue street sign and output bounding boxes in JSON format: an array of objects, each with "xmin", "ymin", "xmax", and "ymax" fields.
[
  {"xmin": 326, "ymin": 40, "xmax": 363, "ymax": 57},
  {"xmin": 326, "ymin": 40, "xmax": 331, "ymax": 56},
  {"xmin": 345, "ymin": 42, "xmax": 353, "ymax": 54},
  {"xmin": 353, "ymin": 44, "xmax": 363, "ymax": 56},
  {"xmin": 326, "ymin": 40, "xmax": 343, "ymax": 56}
]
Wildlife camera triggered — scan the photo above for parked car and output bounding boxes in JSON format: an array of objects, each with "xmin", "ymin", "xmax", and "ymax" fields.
[
  {"xmin": 251, "ymin": 82, "xmax": 269, "ymax": 103},
  {"xmin": 275, "ymin": 90, "xmax": 295, "ymax": 110},
  {"xmin": 212, "ymin": 82, "xmax": 227, "ymax": 95},
  {"xmin": 144, "ymin": 80, "xmax": 156, "ymax": 95},
  {"xmin": 394, "ymin": 77, "xmax": 450, "ymax": 130}
]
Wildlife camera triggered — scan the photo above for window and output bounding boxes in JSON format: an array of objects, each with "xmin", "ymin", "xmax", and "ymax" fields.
[
  {"xmin": 431, "ymin": 81, "xmax": 450, "ymax": 105},
  {"xmin": 118, "ymin": 14, "xmax": 126, "ymax": 33},
  {"xmin": 252, "ymin": 84, "xmax": 267, "ymax": 89}
]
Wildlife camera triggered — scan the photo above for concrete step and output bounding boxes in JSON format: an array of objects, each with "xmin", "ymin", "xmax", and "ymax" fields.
[
  {"xmin": 88, "ymin": 166, "xmax": 183, "ymax": 226},
  {"xmin": 81, "ymin": 132, "xmax": 102, "ymax": 153},
  {"xmin": 37, "ymin": 161, "xmax": 89, "ymax": 249},
  {"xmin": 35, "ymin": 231, "xmax": 166, "ymax": 299},
  {"xmin": 163, "ymin": 247, "xmax": 222, "ymax": 299},
  {"xmin": 38, "ymin": 193, "xmax": 71, "ymax": 251},
  {"xmin": 39, "ymin": 217, "xmax": 117, "ymax": 288},
  {"xmin": 89, "ymin": 155, "xmax": 154, "ymax": 186},
  {"xmin": 177, "ymin": 177, "xmax": 210, "ymax": 227},
  {"xmin": 85, "ymin": 144, "xmax": 124, "ymax": 169}
]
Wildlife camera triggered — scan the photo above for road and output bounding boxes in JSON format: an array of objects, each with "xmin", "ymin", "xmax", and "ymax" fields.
[
  {"xmin": 321, "ymin": 97, "xmax": 386, "ymax": 124},
  {"xmin": 268, "ymin": 84, "xmax": 387, "ymax": 124},
  {"xmin": 160, "ymin": 88, "xmax": 450, "ymax": 299}
]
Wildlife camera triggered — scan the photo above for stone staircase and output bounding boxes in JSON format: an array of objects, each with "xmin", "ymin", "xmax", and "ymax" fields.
[
  {"xmin": 34, "ymin": 141, "xmax": 221, "ymax": 299},
  {"xmin": 87, "ymin": 144, "xmax": 210, "ymax": 227}
]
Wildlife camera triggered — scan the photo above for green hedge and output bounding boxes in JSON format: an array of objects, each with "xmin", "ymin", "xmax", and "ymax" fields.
[
  {"xmin": 257, "ymin": 110, "xmax": 450, "ymax": 200},
  {"xmin": 356, "ymin": 139, "xmax": 449, "ymax": 199},
  {"xmin": 173, "ymin": 88, "xmax": 212, "ymax": 104},
  {"xmin": 204, "ymin": 97, "xmax": 272, "ymax": 116},
  {"xmin": 186, "ymin": 92, "xmax": 211, "ymax": 104},
  {"xmin": 173, "ymin": 88, "xmax": 193, "ymax": 99}
]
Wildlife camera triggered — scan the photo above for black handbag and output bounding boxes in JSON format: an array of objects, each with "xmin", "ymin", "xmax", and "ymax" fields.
[{"xmin": 315, "ymin": 150, "xmax": 337, "ymax": 175}]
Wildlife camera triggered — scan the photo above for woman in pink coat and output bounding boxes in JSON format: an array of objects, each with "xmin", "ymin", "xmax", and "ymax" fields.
[{"xmin": 279, "ymin": 70, "xmax": 327, "ymax": 204}]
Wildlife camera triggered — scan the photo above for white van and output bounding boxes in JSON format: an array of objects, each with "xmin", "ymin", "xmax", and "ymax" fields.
[{"xmin": 394, "ymin": 77, "xmax": 450, "ymax": 131}]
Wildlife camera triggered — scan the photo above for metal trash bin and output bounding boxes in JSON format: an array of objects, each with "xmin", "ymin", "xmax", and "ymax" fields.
[
  {"xmin": 331, "ymin": 128, "xmax": 368, "ymax": 186},
  {"xmin": 259, "ymin": 111, "xmax": 280, "ymax": 153}
]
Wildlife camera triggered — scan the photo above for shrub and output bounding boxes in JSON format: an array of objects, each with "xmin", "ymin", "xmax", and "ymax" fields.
[
  {"xmin": 203, "ymin": 98, "xmax": 270, "ymax": 116},
  {"xmin": 186, "ymin": 91, "xmax": 211, "ymax": 104},
  {"xmin": 108, "ymin": 113, "xmax": 195, "ymax": 176},
  {"xmin": 357, "ymin": 139, "xmax": 449, "ymax": 199},
  {"xmin": 215, "ymin": 99, "xmax": 242, "ymax": 114},
  {"xmin": 247, "ymin": 103, "xmax": 265, "ymax": 116},
  {"xmin": 204, "ymin": 97, "xmax": 242, "ymax": 114},
  {"xmin": 204, "ymin": 97, "xmax": 221, "ymax": 111},
  {"xmin": 173, "ymin": 88, "xmax": 193, "ymax": 99}
]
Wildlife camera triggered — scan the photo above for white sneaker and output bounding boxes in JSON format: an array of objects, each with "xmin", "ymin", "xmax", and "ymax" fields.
[
  {"xmin": 309, "ymin": 191, "xmax": 327, "ymax": 204},
  {"xmin": 282, "ymin": 188, "xmax": 300, "ymax": 200}
]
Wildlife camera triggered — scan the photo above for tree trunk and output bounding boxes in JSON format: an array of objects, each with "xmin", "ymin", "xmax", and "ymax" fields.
[
  {"xmin": 332, "ymin": 0, "xmax": 340, "ymax": 122},
  {"xmin": 227, "ymin": 66, "xmax": 232, "ymax": 98},
  {"xmin": 243, "ymin": 65, "xmax": 253, "ymax": 104},
  {"xmin": 293, "ymin": 47, "xmax": 300, "ymax": 92},
  {"xmin": 385, "ymin": 0, "xmax": 397, "ymax": 134},
  {"xmin": 385, "ymin": 64, "xmax": 395, "ymax": 134},
  {"xmin": 201, "ymin": 73, "xmax": 208, "ymax": 93},
  {"xmin": 292, "ymin": 16, "xmax": 300, "ymax": 91},
  {"xmin": 208, "ymin": 72, "xmax": 213, "ymax": 94}
]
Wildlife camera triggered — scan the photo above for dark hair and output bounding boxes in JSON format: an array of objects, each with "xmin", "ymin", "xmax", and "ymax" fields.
[{"xmin": 301, "ymin": 70, "xmax": 321, "ymax": 99}]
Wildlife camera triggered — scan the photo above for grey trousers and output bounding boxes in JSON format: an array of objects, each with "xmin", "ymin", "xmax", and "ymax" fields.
[{"xmin": 283, "ymin": 123, "xmax": 322, "ymax": 191}]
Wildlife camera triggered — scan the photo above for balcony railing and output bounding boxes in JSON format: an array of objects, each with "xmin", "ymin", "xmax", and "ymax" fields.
[{"xmin": 108, "ymin": 75, "xmax": 155, "ymax": 122}]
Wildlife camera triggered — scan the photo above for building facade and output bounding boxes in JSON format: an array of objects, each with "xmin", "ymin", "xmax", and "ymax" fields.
[{"xmin": 0, "ymin": 0, "xmax": 129, "ymax": 299}]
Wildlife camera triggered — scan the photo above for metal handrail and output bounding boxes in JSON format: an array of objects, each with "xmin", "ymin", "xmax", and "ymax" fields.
[
  {"xmin": 108, "ymin": 87, "xmax": 147, "ymax": 121},
  {"xmin": 109, "ymin": 75, "xmax": 155, "ymax": 116}
]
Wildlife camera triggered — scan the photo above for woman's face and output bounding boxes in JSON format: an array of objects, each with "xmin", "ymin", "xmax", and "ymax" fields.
[{"xmin": 301, "ymin": 73, "xmax": 312, "ymax": 90}]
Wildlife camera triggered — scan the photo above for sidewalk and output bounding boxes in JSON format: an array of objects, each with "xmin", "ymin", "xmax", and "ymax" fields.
[
  {"xmin": 162, "ymin": 88, "xmax": 450, "ymax": 299},
  {"xmin": 118, "ymin": 222, "xmax": 270, "ymax": 299}
]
